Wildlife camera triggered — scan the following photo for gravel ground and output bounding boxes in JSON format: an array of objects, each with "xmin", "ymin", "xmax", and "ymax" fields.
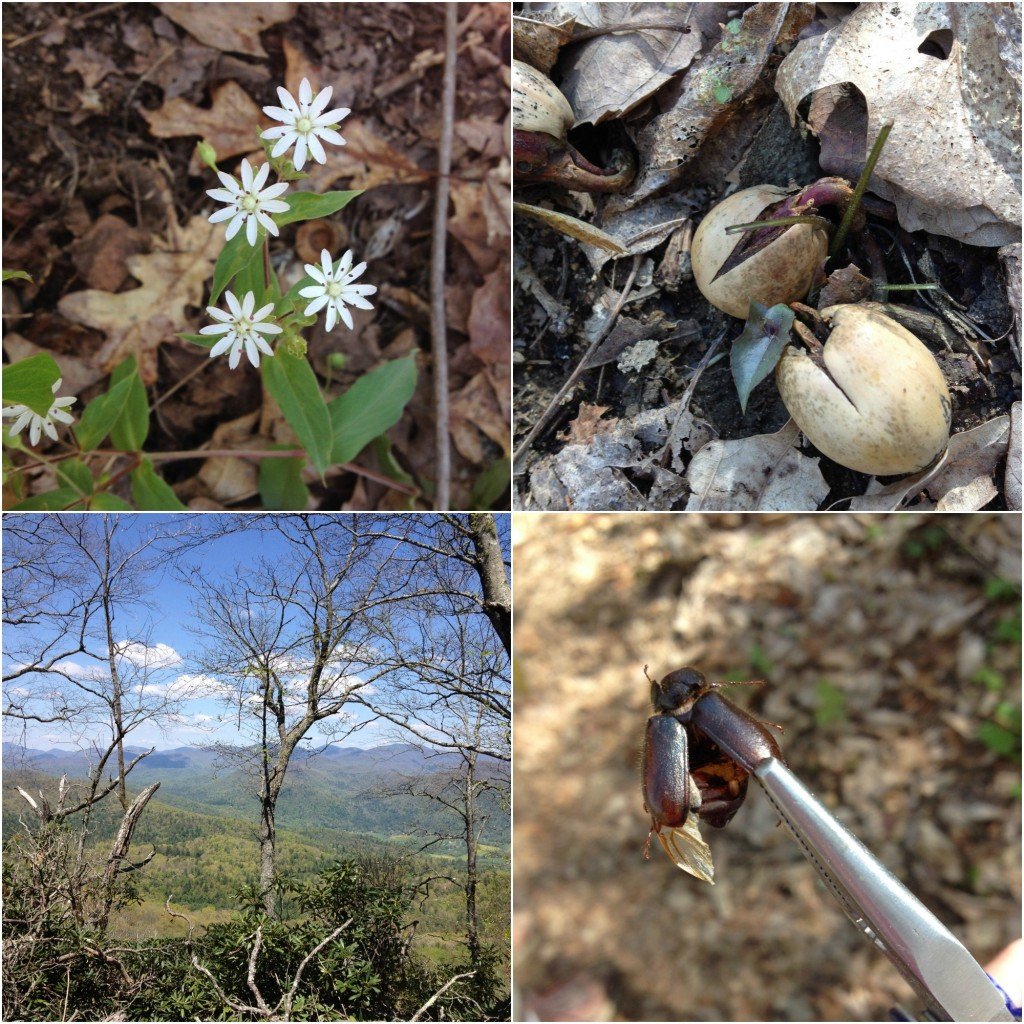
[{"xmin": 512, "ymin": 513, "xmax": 1021, "ymax": 1021}]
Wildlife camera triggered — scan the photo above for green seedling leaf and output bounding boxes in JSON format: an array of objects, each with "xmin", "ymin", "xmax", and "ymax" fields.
[
  {"xmin": 971, "ymin": 666, "xmax": 1005, "ymax": 692},
  {"xmin": 131, "ymin": 457, "xmax": 187, "ymax": 510},
  {"xmin": 731, "ymin": 301, "xmax": 795, "ymax": 414},
  {"xmin": 259, "ymin": 451, "xmax": 310, "ymax": 510},
  {"xmin": 977, "ymin": 720, "xmax": 1020, "ymax": 758},
  {"xmin": 371, "ymin": 436, "xmax": 417, "ymax": 509},
  {"xmin": 274, "ymin": 190, "xmax": 362, "ymax": 228},
  {"xmin": 514, "ymin": 201, "xmax": 628, "ymax": 253},
  {"xmin": 75, "ymin": 375, "xmax": 136, "ymax": 451},
  {"xmin": 2, "ymin": 269, "xmax": 33, "ymax": 282},
  {"xmin": 89, "ymin": 492, "xmax": 135, "ymax": 511},
  {"xmin": 471, "ymin": 457, "xmax": 511, "ymax": 509},
  {"xmin": 814, "ymin": 679, "xmax": 847, "ymax": 728},
  {"xmin": 10, "ymin": 487, "xmax": 84, "ymax": 511},
  {"xmin": 55, "ymin": 458, "xmax": 94, "ymax": 497},
  {"xmin": 2, "ymin": 353, "xmax": 61, "ymax": 416},
  {"xmin": 262, "ymin": 351, "xmax": 332, "ymax": 475},
  {"xmin": 328, "ymin": 354, "xmax": 418, "ymax": 464},
  {"xmin": 713, "ymin": 82, "xmax": 733, "ymax": 103},
  {"xmin": 108, "ymin": 356, "xmax": 149, "ymax": 451}
]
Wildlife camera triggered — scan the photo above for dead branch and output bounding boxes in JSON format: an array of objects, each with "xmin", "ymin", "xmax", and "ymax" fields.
[{"xmin": 410, "ymin": 970, "xmax": 476, "ymax": 1021}]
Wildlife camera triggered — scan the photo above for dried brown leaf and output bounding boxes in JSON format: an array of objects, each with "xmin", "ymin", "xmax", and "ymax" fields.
[{"xmin": 155, "ymin": 2, "xmax": 297, "ymax": 57}]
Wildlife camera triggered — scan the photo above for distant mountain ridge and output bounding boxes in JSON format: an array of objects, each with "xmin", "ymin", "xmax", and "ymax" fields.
[{"xmin": 2, "ymin": 741, "xmax": 509, "ymax": 848}]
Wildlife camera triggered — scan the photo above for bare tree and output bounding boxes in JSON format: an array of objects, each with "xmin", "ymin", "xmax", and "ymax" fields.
[{"xmin": 184, "ymin": 514, "xmax": 424, "ymax": 917}]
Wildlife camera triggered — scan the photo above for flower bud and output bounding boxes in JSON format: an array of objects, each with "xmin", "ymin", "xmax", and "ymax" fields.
[
  {"xmin": 776, "ymin": 304, "xmax": 951, "ymax": 476},
  {"xmin": 692, "ymin": 186, "xmax": 828, "ymax": 319}
]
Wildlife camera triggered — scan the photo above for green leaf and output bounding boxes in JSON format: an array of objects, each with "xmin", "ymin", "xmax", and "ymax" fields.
[
  {"xmin": 814, "ymin": 679, "xmax": 847, "ymax": 728},
  {"xmin": 75, "ymin": 375, "xmax": 135, "ymax": 451},
  {"xmin": 470, "ymin": 458, "xmax": 510, "ymax": 509},
  {"xmin": 130, "ymin": 458, "xmax": 186, "ymax": 510},
  {"xmin": 89, "ymin": 492, "xmax": 135, "ymax": 511},
  {"xmin": 977, "ymin": 720, "xmax": 1019, "ymax": 758},
  {"xmin": 10, "ymin": 487, "xmax": 84, "ymax": 511},
  {"xmin": 259, "ymin": 452, "xmax": 310, "ymax": 510},
  {"xmin": 2, "ymin": 269, "xmax": 33, "ymax": 283},
  {"xmin": 2, "ymin": 353, "xmax": 61, "ymax": 416},
  {"xmin": 713, "ymin": 82, "xmax": 733, "ymax": 103},
  {"xmin": 234, "ymin": 242, "xmax": 270, "ymax": 309},
  {"xmin": 274, "ymin": 190, "xmax": 361, "ymax": 228},
  {"xmin": 210, "ymin": 230, "xmax": 261, "ymax": 305},
  {"xmin": 730, "ymin": 301, "xmax": 795, "ymax": 414},
  {"xmin": 55, "ymin": 458, "xmax": 94, "ymax": 497},
  {"xmin": 328, "ymin": 354, "xmax": 418, "ymax": 464},
  {"xmin": 262, "ymin": 351, "xmax": 333, "ymax": 474},
  {"xmin": 370, "ymin": 436, "xmax": 417, "ymax": 509},
  {"xmin": 108, "ymin": 357, "xmax": 149, "ymax": 451}
]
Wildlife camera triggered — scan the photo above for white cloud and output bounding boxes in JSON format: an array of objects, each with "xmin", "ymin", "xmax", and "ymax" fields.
[
  {"xmin": 193, "ymin": 714, "xmax": 213, "ymax": 723},
  {"xmin": 115, "ymin": 642, "xmax": 182, "ymax": 670},
  {"xmin": 134, "ymin": 673, "xmax": 234, "ymax": 701},
  {"xmin": 55, "ymin": 660, "xmax": 108, "ymax": 682}
]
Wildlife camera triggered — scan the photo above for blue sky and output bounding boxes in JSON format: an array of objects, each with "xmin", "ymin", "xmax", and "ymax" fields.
[{"xmin": 3, "ymin": 514, "xmax": 509, "ymax": 753}]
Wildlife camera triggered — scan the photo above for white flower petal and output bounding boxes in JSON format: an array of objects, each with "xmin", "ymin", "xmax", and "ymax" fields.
[
  {"xmin": 299, "ymin": 78, "xmax": 313, "ymax": 107},
  {"xmin": 228, "ymin": 343, "xmax": 242, "ymax": 370},
  {"xmin": 260, "ymin": 181, "xmax": 290, "ymax": 199},
  {"xmin": 51, "ymin": 409, "xmax": 75, "ymax": 426},
  {"xmin": 252, "ymin": 321, "xmax": 282, "ymax": 335},
  {"xmin": 293, "ymin": 136, "xmax": 307, "ymax": 171},
  {"xmin": 276, "ymin": 86, "xmax": 299, "ymax": 116},
  {"xmin": 29, "ymin": 419, "xmax": 42, "ymax": 446},
  {"xmin": 271, "ymin": 133, "xmax": 297, "ymax": 159},
  {"xmin": 346, "ymin": 283, "xmax": 378, "ymax": 297},
  {"xmin": 299, "ymin": 285, "xmax": 326, "ymax": 298},
  {"xmin": 259, "ymin": 199, "xmax": 289, "ymax": 215},
  {"xmin": 253, "ymin": 302, "xmax": 276, "ymax": 321},
  {"xmin": 305, "ymin": 265, "xmax": 327, "ymax": 285},
  {"xmin": 225, "ymin": 291, "xmax": 243, "ymax": 317},
  {"xmin": 307, "ymin": 134, "xmax": 326, "ymax": 165},
  {"xmin": 309, "ymin": 85, "xmax": 333, "ymax": 118},
  {"xmin": 8, "ymin": 409, "xmax": 32, "ymax": 435},
  {"xmin": 321, "ymin": 249, "xmax": 334, "ymax": 277},
  {"xmin": 316, "ymin": 127, "xmax": 346, "ymax": 147},
  {"xmin": 216, "ymin": 170, "xmax": 241, "ymax": 192},
  {"xmin": 255, "ymin": 210, "xmax": 279, "ymax": 236},
  {"xmin": 338, "ymin": 304, "xmax": 354, "ymax": 330},
  {"xmin": 315, "ymin": 108, "xmax": 351, "ymax": 127},
  {"xmin": 210, "ymin": 334, "xmax": 236, "ymax": 358},
  {"xmin": 304, "ymin": 295, "xmax": 330, "ymax": 316},
  {"xmin": 241, "ymin": 292, "xmax": 255, "ymax": 317},
  {"xmin": 261, "ymin": 122, "xmax": 291, "ymax": 138},
  {"xmin": 206, "ymin": 188, "xmax": 238, "ymax": 204},
  {"xmin": 224, "ymin": 213, "xmax": 244, "ymax": 240},
  {"xmin": 252, "ymin": 162, "xmax": 270, "ymax": 191},
  {"xmin": 346, "ymin": 261, "xmax": 367, "ymax": 282},
  {"xmin": 208, "ymin": 306, "xmax": 233, "ymax": 322},
  {"xmin": 240, "ymin": 159, "xmax": 254, "ymax": 191},
  {"xmin": 244, "ymin": 336, "xmax": 260, "ymax": 367},
  {"xmin": 200, "ymin": 323, "xmax": 234, "ymax": 335},
  {"xmin": 346, "ymin": 296, "xmax": 375, "ymax": 311},
  {"xmin": 41, "ymin": 419, "xmax": 58, "ymax": 441},
  {"xmin": 245, "ymin": 215, "xmax": 258, "ymax": 246},
  {"xmin": 253, "ymin": 334, "xmax": 275, "ymax": 356},
  {"xmin": 209, "ymin": 206, "xmax": 237, "ymax": 224},
  {"xmin": 325, "ymin": 303, "xmax": 337, "ymax": 332}
]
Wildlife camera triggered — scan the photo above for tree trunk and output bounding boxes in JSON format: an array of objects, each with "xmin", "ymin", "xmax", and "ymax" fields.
[
  {"xmin": 97, "ymin": 782, "xmax": 160, "ymax": 930},
  {"xmin": 258, "ymin": 795, "xmax": 277, "ymax": 917},
  {"xmin": 463, "ymin": 758, "xmax": 481, "ymax": 966},
  {"xmin": 467, "ymin": 514, "xmax": 511, "ymax": 656}
]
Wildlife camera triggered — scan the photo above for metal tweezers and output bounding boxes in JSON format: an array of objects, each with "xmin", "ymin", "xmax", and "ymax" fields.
[{"xmin": 752, "ymin": 756, "xmax": 1017, "ymax": 1022}]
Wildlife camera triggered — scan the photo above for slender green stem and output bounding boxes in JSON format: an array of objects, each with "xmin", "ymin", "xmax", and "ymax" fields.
[
  {"xmin": 262, "ymin": 236, "xmax": 271, "ymax": 290},
  {"xmin": 725, "ymin": 215, "xmax": 832, "ymax": 234},
  {"xmin": 829, "ymin": 122, "xmax": 892, "ymax": 261},
  {"xmin": 879, "ymin": 283, "xmax": 939, "ymax": 292}
]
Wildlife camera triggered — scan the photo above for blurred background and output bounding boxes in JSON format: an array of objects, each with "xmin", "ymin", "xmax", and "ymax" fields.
[{"xmin": 512, "ymin": 513, "xmax": 1021, "ymax": 1021}]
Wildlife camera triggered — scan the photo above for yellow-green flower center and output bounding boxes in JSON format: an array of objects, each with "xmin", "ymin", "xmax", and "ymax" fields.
[
  {"xmin": 237, "ymin": 317, "xmax": 253, "ymax": 332},
  {"xmin": 241, "ymin": 194, "xmax": 259, "ymax": 213},
  {"xmin": 296, "ymin": 116, "xmax": 314, "ymax": 134},
  {"xmin": 326, "ymin": 281, "xmax": 343, "ymax": 299}
]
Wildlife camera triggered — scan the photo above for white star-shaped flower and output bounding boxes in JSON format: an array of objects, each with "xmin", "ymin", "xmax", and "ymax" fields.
[
  {"xmin": 300, "ymin": 249, "xmax": 377, "ymax": 332},
  {"xmin": 201, "ymin": 290, "xmax": 282, "ymax": 369},
  {"xmin": 2, "ymin": 378, "xmax": 76, "ymax": 446},
  {"xmin": 261, "ymin": 78, "xmax": 350, "ymax": 171},
  {"xmin": 206, "ymin": 159, "xmax": 290, "ymax": 247}
]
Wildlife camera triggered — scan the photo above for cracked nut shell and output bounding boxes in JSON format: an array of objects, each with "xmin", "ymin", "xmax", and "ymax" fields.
[
  {"xmin": 692, "ymin": 186, "xmax": 828, "ymax": 319},
  {"xmin": 776, "ymin": 304, "xmax": 952, "ymax": 476}
]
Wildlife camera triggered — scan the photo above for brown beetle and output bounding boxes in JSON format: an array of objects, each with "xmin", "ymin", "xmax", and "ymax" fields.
[{"xmin": 642, "ymin": 667, "xmax": 782, "ymax": 881}]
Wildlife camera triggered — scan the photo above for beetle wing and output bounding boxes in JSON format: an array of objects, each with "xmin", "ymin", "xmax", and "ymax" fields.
[{"xmin": 656, "ymin": 814, "xmax": 715, "ymax": 884}]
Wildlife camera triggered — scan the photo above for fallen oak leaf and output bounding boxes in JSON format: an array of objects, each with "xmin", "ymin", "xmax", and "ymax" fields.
[
  {"xmin": 57, "ymin": 215, "xmax": 222, "ymax": 385},
  {"xmin": 156, "ymin": 2, "xmax": 297, "ymax": 58},
  {"xmin": 141, "ymin": 81, "xmax": 265, "ymax": 174}
]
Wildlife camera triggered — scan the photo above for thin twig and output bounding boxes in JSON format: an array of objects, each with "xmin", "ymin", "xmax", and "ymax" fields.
[
  {"xmin": 513, "ymin": 255, "xmax": 641, "ymax": 471},
  {"xmin": 830, "ymin": 122, "xmax": 892, "ymax": 261},
  {"xmin": 430, "ymin": 3, "xmax": 458, "ymax": 510},
  {"xmin": 410, "ymin": 970, "xmax": 476, "ymax": 1022},
  {"xmin": 660, "ymin": 330, "xmax": 726, "ymax": 467}
]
